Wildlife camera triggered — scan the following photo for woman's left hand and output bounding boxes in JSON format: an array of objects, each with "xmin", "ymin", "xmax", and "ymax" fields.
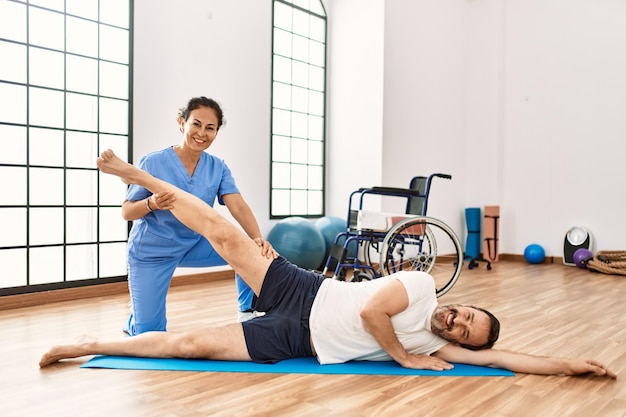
[{"xmin": 253, "ymin": 237, "xmax": 279, "ymax": 259}]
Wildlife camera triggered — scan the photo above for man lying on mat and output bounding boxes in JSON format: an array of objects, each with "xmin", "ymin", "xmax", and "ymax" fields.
[{"xmin": 39, "ymin": 150, "xmax": 616, "ymax": 379}]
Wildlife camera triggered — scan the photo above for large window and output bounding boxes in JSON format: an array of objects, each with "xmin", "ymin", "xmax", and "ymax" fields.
[
  {"xmin": 270, "ymin": 0, "xmax": 327, "ymax": 218},
  {"xmin": 0, "ymin": 0, "xmax": 132, "ymax": 295}
]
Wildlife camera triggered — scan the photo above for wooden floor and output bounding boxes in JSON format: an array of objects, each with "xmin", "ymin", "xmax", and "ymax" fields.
[{"xmin": 1, "ymin": 261, "xmax": 625, "ymax": 417}]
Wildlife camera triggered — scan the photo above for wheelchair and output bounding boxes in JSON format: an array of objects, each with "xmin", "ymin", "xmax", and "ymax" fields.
[{"xmin": 321, "ymin": 173, "xmax": 463, "ymax": 297}]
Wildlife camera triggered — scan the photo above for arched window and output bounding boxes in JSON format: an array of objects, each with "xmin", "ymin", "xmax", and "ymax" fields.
[
  {"xmin": 270, "ymin": 0, "xmax": 327, "ymax": 218},
  {"xmin": 0, "ymin": 0, "xmax": 132, "ymax": 295}
]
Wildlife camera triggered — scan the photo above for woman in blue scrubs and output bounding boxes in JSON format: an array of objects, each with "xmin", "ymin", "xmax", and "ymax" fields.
[{"xmin": 121, "ymin": 96, "xmax": 277, "ymax": 335}]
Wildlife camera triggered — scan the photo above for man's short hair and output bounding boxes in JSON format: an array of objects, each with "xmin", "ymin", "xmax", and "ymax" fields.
[{"xmin": 461, "ymin": 307, "xmax": 500, "ymax": 350}]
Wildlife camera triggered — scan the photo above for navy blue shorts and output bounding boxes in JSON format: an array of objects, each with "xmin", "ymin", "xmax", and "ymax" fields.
[{"xmin": 241, "ymin": 257, "xmax": 325, "ymax": 363}]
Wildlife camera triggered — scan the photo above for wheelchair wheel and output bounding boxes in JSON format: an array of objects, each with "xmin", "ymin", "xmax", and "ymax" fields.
[{"xmin": 379, "ymin": 216, "xmax": 463, "ymax": 297}]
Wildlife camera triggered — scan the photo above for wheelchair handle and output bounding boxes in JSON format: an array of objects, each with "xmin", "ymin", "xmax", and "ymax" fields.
[{"xmin": 434, "ymin": 173, "xmax": 452, "ymax": 180}]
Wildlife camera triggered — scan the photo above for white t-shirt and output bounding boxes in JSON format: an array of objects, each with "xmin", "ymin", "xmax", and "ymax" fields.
[{"xmin": 309, "ymin": 271, "xmax": 448, "ymax": 364}]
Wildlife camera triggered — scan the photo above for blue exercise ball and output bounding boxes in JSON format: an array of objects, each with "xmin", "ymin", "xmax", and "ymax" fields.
[
  {"xmin": 315, "ymin": 216, "xmax": 346, "ymax": 256},
  {"xmin": 267, "ymin": 217, "xmax": 326, "ymax": 270},
  {"xmin": 524, "ymin": 244, "xmax": 545, "ymax": 264}
]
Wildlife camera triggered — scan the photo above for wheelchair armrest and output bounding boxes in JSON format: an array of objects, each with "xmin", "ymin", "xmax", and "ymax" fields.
[{"xmin": 366, "ymin": 186, "xmax": 422, "ymax": 197}]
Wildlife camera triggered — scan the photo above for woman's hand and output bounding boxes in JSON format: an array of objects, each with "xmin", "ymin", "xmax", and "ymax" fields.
[
  {"xmin": 149, "ymin": 191, "xmax": 175, "ymax": 211},
  {"xmin": 253, "ymin": 237, "xmax": 279, "ymax": 259}
]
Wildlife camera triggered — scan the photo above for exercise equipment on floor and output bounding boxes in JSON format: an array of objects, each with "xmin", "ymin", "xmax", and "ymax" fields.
[
  {"xmin": 524, "ymin": 244, "xmax": 545, "ymax": 264},
  {"xmin": 586, "ymin": 250, "xmax": 626, "ymax": 275},
  {"xmin": 267, "ymin": 217, "xmax": 326, "ymax": 270},
  {"xmin": 464, "ymin": 207, "xmax": 491, "ymax": 270},
  {"xmin": 563, "ymin": 226, "xmax": 593, "ymax": 266}
]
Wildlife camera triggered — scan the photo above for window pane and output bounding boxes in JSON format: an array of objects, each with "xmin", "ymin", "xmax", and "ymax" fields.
[
  {"xmin": 99, "ymin": 171, "xmax": 129, "ymax": 206},
  {"xmin": 272, "ymin": 109, "xmax": 291, "ymax": 136},
  {"xmin": 99, "ymin": 242, "xmax": 127, "ymax": 277},
  {"xmin": 272, "ymin": 162, "xmax": 290, "ymax": 188},
  {"xmin": 0, "ymin": 208, "xmax": 27, "ymax": 247},
  {"xmin": 99, "ymin": 135, "xmax": 129, "ymax": 158},
  {"xmin": 274, "ymin": 2, "xmax": 292, "ymax": 31},
  {"xmin": 66, "ymin": 208, "xmax": 97, "ymax": 244},
  {"xmin": 67, "ymin": 0, "xmax": 98, "ymax": 20},
  {"xmin": 67, "ymin": 55, "xmax": 98, "ymax": 94},
  {"xmin": 308, "ymin": 165, "xmax": 323, "ymax": 188},
  {"xmin": 0, "ymin": 83, "xmax": 27, "ymax": 124},
  {"xmin": 100, "ymin": 0, "xmax": 130, "ymax": 28},
  {"xmin": 309, "ymin": 90, "xmax": 324, "ymax": 116},
  {"xmin": 30, "ymin": 0, "xmax": 64, "ymax": 11},
  {"xmin": 66, "ymin": 169, "xmax": 98, "ymax": 205},
  {"xmin": 100, "ymin": 61, "xmax": 129, "ymax": 99},
  {"xmin": 29, "ymin": 128, "xmax": 64, "ymax": 167},
  {"xmin": 293, "ymin": 8, "xmax": 310, "ymax": 37},
  {"xmin": 0, "ymin": 167, "xmax": 27, "ymax": 205},
  {"xmin": 66, "ymin": 132, "xmax": 97, "ymax": 168},
  {"xmin": 291, "ymin": 164, "xmax": 307, "ymax": 188},
  {"xmin": 0, "ymin": 41, "xmax": 27, "ymax": 83},
  {"xmin": 290, "ymin": 189, "xmax": 308, "ymax": 214},
  {"xmin": 308, "ymin": 139, "xmax": 323, "ymax": 165},
  {"xmin": 66, "ymin": 244, "xmax": 98, "ymax": 281},
  {"xmin": 273, "ymin": 56, "xmax": 292, "ymax": 84},
  {"xmin": 29, "ymin": 167, "xmax": 64, "ymax": 205},
  {"xmin": 67, "ymin": 16, "xmax": 99, "ymax": 58},
  {"xmin": 272, "ymin": 135, "xmax": 291, "ymax": 162},
  {"xmin": 308, "ymin": 115, "xmax": 323, "ymax": 141},
  {"xmin": 310, "ymin": 40, "xmax": 325, "ymax": 66},
  {"xmin": 271, "ymin": 189, "xmax": 290, "ymax": 216},
  {"xmin": 274, "ymin": 28, "xmax": 292, "ymax": 58},
  {"xmin": 100, "ymin": 97, "xmax": 128, "ymax": 134},
  {"xmin": 310, "ymin": 15, "xmax": 325, "ymax": 42},
  {"xmin": 309, "ymin": 65, "xmax": 324, "ymax": 91},
  {"xmin": 30, "ymin": 246, "xmax": 64, "ymax": 285},
  {"xmin": 29, "ymin": 87, "xmax": 64, "ymax": 128},
  {"xmin": 292, "ymin": 86, "xmax": 308, "ymax": 113},
  {"xmin": 292, "ymin": 60, "xmax": 308, "ymax": 88},
  {"xmin": 99, "ymin": 207, "xmax": 127, "ymax": 241},
  {"xmin": 292, "ymin": 138, "xmax": 308, "ymax": 164},
  {"xmin": 0, "ymin": 125, "xmax": 27, "ymax": 165},
  {"xmin": 100, "ymin": 25, "xmax": 129, "ymax": 64},
  {"xmin": 0, "ymin": 1, "xmax": 26, "ymax": 42},
  {"xmin": 308, "ymin": 190, "xmax": 323, "ymax": 214},
  {"xmin": 29, "ymin": 208, "xmax": 64, "ymax": 246},
  {"xmin": 273, "ymin": 82, "xmax": 291, "ymax": 110},
  {"xmin": 29, "ymin": 47, "xmax": 65, "ymax": 89},
  {"xmin": 67, "ymin": 92, "xmax": 98, "ymax": 132},
  {"xmin": 292, "ymin": 112, "xmax": 308, "ymax": 138},
  {"xmin": 0, "ymin": 249, "xmax": 27, "ymax": 288},
  {"xmin": 29, "ymin": 7, "xmax": 64, "ymax": 51},
  {"xmin": 292, "ymin": 35, "xmax": 308, "ymax": 62}
]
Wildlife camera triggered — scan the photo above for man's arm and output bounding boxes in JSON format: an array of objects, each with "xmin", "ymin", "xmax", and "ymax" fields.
[
  {"xmin": 360, "ymin": 279, "xmax": 453, "ymax": 370},
  {"xmin": 433, "ymin": 343, "xmax": 617, "ymax": 378}
]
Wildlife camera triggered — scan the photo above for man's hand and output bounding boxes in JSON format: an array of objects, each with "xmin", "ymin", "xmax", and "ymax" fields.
[
  {"xmin": 565, "ymin": 359, "xmax": 617, "ymax": 379},
  {"xmin": 400, "ymin": 354, "xmax": 454, "ymax": 371}
]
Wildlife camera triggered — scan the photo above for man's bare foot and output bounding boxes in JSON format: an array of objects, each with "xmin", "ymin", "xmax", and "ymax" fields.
[
  {"xmin": 96, "ymin": 149, "xmax": 139, "ymax": 185},
  {"xmin": 39, "ymin": 335, "xmax": 98, "ymax": 368}
]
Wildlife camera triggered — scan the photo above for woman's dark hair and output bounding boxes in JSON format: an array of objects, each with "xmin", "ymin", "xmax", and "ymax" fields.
[
  {"xmin": 460, "ymin": 306, "xmax": 500, "ymax": 351},
  {"xmin": 176, "ymin": 96, "xmax": 225, "ymax": 129}
]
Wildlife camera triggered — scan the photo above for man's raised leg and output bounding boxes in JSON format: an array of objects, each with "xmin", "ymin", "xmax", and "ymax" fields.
[{"xmin": 96, "ymin": 149, "xmax": 272, "ymax": 295}]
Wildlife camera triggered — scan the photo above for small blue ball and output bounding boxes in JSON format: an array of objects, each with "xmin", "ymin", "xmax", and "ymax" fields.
[{"xmin": 524, "ymin": 244, "xmax": 545, "ymax": 264}]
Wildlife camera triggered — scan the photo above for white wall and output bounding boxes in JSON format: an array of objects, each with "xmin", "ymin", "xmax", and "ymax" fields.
[
  {"xmin": 134, "ymin": 0, "xmax": 626, "ymax": 260},
  {"xmin": 133, "ymin": 0, "xmax": 272, "ymax": 232},
  {"xmin": 381, "ymin": 0, "xmax": 626, "ymax": 257}
]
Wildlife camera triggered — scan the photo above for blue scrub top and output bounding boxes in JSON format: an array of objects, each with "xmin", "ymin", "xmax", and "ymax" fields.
[{"xmin": 126, "ymin": 146, "xmax": 240, "ymax": 245}]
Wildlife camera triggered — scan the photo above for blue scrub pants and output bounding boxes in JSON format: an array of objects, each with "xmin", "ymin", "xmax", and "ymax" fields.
[{"xmin": 125, "ymin": 234, "xmax": 254, "ymax": 335}]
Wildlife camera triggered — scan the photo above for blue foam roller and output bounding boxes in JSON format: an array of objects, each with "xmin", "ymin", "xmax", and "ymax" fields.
[{"xmin": 465, "ymin": 208, "xmax": 481, "ymax": 259}]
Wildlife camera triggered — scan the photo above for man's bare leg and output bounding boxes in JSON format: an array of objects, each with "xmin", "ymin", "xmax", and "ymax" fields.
[
  {"xmin": 97, "ymin": 149, "xmax": 272, "ymax": 294},
  {"xmin": 39, "ymin": 323, "xmax": 250, "ymax": 367}
]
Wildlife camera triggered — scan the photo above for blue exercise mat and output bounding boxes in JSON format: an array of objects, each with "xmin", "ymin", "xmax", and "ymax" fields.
[{"xmin": 81, "ymin": 355, "xmax": 513, "ymax": 377}]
